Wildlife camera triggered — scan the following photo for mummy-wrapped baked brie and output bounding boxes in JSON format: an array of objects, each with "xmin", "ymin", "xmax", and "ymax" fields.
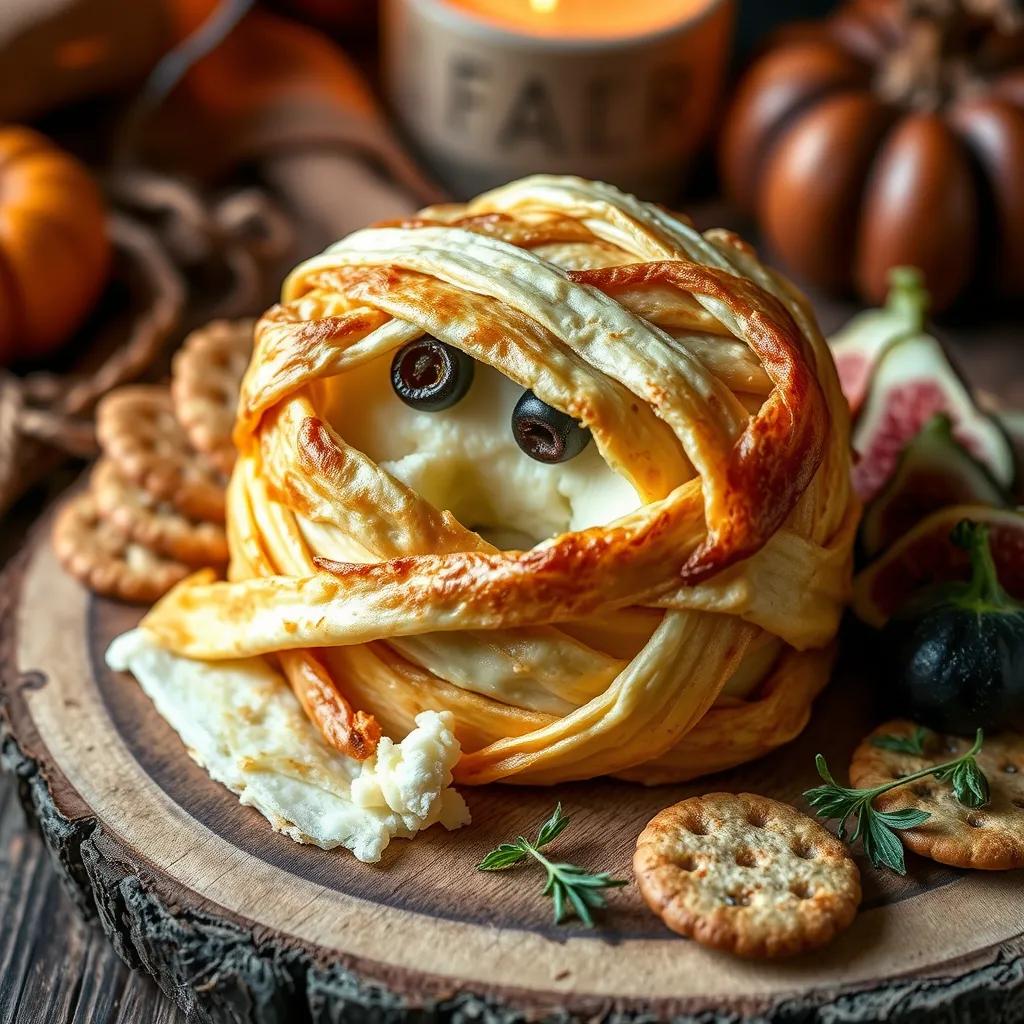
[{"xmin": 113, "ymin": 176, "xmax": 857, "ymax": 858}]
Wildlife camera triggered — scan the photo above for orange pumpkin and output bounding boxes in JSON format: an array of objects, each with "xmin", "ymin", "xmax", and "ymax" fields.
[
  {"xmin": 0, "ymin": 126, "xmax": 109, "ymax": 362},
  {"xmin": 719, "ymin": 0, "xmax": 1024, "ymax": 311}
]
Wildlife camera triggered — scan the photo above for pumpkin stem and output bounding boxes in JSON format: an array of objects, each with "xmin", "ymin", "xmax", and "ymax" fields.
[
  {"xmin": 898, "ymin": 0, "xmax": 1023, "ymax": 36},
  {"xmin": 961, "ymin": 0, "xmax": 1024, "ymax": 34},
  {"xmin": 880, "ymin": 1, "xmax": 1023, "ymax": 109},
  {"xmin": 951, "ymin": 520, "xmax": 1016, "ymax": 610}
]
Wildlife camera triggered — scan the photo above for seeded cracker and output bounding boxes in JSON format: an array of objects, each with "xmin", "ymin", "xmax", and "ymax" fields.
[
  {"xmin": 634, "ymin": 793, "xmax": 861, "ymax": 958},
  {"xmin": 171, "ymin": 318, "xmax": 254, "ymax": 475},
  {"xmin": 850, "ymin": 721, "xmax": 1024, "ymax": 870},
  {"xmin": 90, "ymin": 458, "xmax": 228, "ymax": 567},
  {"xmin": 96, "ymin": 385, "xmax": 226, "ymax": 523},
  {"xmin": 52, "ymin": 493, "xmax": 191, "ymax": 603}
]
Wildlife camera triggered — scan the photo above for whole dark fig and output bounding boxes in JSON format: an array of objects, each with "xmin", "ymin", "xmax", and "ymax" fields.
[{"xmin": 882, "ymin": 520, "xmax": 1024, "ymax": 735}]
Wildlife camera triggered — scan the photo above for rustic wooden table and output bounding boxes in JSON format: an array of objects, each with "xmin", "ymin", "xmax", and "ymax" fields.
[{"xmin": 1, "ymin": 216, "xmax": 1021, "ymax": 1022}]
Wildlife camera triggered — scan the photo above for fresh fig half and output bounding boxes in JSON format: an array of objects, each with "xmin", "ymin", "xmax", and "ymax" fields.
[
  {"xmin": 860, "ymin": 413, "xmax": 1012, "ymax": 559},
  {"xmin": 851, "ymin": 333, "xmax": 1014, "ymax": 502},
  {"xmin": 972, "ymin": 389, "xmax": 1024, "ymax": 505},
  {"xmin": 829, "ymin": 266, "xmax": 929, "ymax": 418},
  {"xmin": 852, "ymin": 504, "xmax": 1024, "ymax": 627}
]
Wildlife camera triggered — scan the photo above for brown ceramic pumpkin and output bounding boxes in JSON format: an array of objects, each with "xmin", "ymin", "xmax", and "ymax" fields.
[
  {"xmin": 0, "ymin": 126, "xmax": 109, "ymax": 362},
  {"xmin": 720, "ymin": 0, "xmax": 1024, "ymax": 311}
]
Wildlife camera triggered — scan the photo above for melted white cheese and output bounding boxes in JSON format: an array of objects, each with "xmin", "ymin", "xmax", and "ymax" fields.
[
  {"xmin": 331, "ymin": 356, "xmax": 641, "ymax": 546},
  {"xmin": 106, "ymin": 629, "xmax": 470, "ymax": 863}
]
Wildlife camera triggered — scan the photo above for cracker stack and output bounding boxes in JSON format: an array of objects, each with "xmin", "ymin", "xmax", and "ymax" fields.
[{"xmin": 52, "ymin": 319, "xmax": 254, "ymax": 603}]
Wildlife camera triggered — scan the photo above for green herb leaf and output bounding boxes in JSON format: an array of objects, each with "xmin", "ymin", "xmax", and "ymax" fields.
[
  {"xmin": 804, "ymin": 756, "xmax": 869, "ymax": 840},
  {"xmin": 871, "ymin": 727, "xmax": 930, "ymax": 755},
  {"xmin": 477, "ymin": 806, "xmax": 626, "ymax": 927},
  {"xmin": 950, "ymin": 758, "xmax": 990, "ymax": 808},
  {"xmin": 551, "ymin": 880, "xmax": 567, "ymax": 924},
  {"xmin": 873, "ymin": 808, "xmax": 931, "ymax": 830},
  {"xmin": 844, "ymin": 801, "xmax": 867, "ymax": 845},
  {"xmin": 535, "ymin": 802, "xmax": 571, "ymax": 849},
  {"xmin": 862, "ymin": 810, "xmax": 909, "ymax": 875},
  {"xmin": 803, "ymin": 784, "xmax": 857, "ymax": 824},
  {"xmin": 477, "ymin": 842, "xmax": 529, "ymax": 871},
  {"xmin": 564, "ymin": 883, "xmax": 593, "ymax": 928},
  {"xmin": 814, "ymin": 753, "xmax": 839, "ymax": 787}
]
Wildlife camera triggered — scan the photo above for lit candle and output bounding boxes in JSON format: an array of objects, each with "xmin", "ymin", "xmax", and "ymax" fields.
[{"xmin": 383, "ymin": 0, "xmax": 735, "ymax": 200}]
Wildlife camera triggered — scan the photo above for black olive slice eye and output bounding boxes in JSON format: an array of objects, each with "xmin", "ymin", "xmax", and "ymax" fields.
[
  {"xmin": 511, "ymin": 390, "xmax": 592, "ymax": 464},
  {"xmin": 391, "ymin": 337, "xmax": 475, "ymax": 411}
]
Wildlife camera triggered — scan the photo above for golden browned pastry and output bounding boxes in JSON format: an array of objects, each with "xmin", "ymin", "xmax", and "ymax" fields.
[{"xmin": 139, "ymin": 175, "xmax": 858, "ymax": 786}]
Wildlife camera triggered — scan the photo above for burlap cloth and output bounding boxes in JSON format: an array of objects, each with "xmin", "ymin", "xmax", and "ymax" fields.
[{"xmin": 0, "ymin": 0, "xmax": 441, "ymax": 513}]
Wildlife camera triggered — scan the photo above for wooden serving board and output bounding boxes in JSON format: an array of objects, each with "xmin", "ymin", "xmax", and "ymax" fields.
[{"xmin": 2, "ymin": 511, "xmax": 1023, "ymax": 1024}]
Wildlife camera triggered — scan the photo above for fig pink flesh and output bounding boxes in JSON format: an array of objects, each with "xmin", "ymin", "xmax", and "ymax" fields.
[{"xmin": 852, "ymin": 380, "xmax": 993, "ymax": 500}]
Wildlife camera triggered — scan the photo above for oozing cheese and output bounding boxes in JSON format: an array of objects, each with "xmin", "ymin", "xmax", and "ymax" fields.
[
  {"xmin": 106, "ymin": 629, "xmax": 470, "ymax": 863},
  {"xmin": 331, "ymin": 355, "xmax": 641, "ymax": 547}
]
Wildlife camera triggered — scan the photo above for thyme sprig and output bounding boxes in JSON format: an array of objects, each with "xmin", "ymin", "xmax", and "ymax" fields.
[
  {"xmin": 804, "ymin": 728, "xmax": 989, "ymax": 874},
  {"xmin": 477, "ymin": 803, "xmax": 626, "ymax": 927}
]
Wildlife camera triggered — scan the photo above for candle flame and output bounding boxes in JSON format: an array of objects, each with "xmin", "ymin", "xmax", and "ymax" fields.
[{"xmin": 529, "ymin": 0, "xmax": 558, "ymax": 13}]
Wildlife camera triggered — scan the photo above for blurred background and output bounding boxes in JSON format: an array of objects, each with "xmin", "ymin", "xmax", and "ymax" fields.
[{"xmin": 4, "ymin": 0, "xmax": 1022, "ymax": 392}]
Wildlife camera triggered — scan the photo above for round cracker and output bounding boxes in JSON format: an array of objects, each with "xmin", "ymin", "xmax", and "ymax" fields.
[
  {"xmin": 90, "ymin": 459, "xmax": 228, "ymax": 568},
  {"xmin": 52, "ymin": 493, "xmax": 191, "ymax": 604},
  {"xmin": 850, "ymin": 721, "xmax": 1024, "ymax": 870},
  {"xmin": 171, "ymin": 318, "xmax": 254, "ymax": 475},
  {"xmin": 96, "ymin": 385, "xmax": 226, "ymax": 523},
  {"xmin": 634, "ymin": 793, "xmax": 861, "ymax": 959}
]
